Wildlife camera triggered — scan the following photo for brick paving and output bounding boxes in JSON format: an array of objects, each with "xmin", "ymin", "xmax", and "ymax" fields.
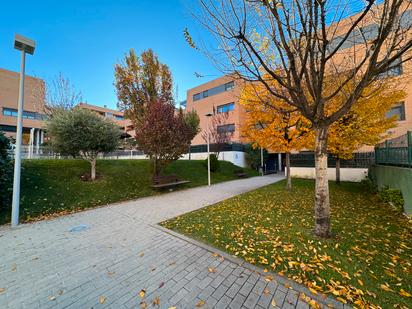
[{"xmin": 0, "ymin": 175, "xmax": 345, "ymax": 309}]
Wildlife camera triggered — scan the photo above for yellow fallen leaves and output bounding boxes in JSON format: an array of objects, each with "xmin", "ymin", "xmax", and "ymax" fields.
[
  {"xmin": 196, "ymin": 299, "xmax": 206, "ymax": 307},
  {"xmin": 99, "ymin": 296, "xmax": 106, "ymax": 304},
  {"xmin": 152, "ymin": 296, "xmax": 160, "ymax": 306},
  {"xmin": 208, "ymin": 267, "xmax": 216, "ymax": 273},
  {"xmin": 0, "ymin": 288, "xmax": 5, "ymax": 293},
  {"xmin": 139, "ymin": 289, "xmax": 146, "ymax": 298},
  {"xmin": 271, "ymin": 298, "xmax": 277, "ymax": 307},
  {"xmin": 399, "ymin": 289, "xmax": 412, "ymax": 298}
]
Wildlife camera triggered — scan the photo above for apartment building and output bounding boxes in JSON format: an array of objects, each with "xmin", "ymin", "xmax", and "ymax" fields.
[
  {"xmin": 186, "ymin": 75, "xmax": 246, "ymax": 145},
  {"xmin": 0, "ymin": 68, "xmax": 46, "ymax": 147},
  {"xmin": 76, "ymin": 103, "xmax": 135, "ymax": 138}
]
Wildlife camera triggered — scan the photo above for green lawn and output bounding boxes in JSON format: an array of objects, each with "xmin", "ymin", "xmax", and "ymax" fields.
[
  {"xmin": 0, "ymin": 159, "xmax": 257, "ymax": 225},
  {"xmin": 161, "ymin": 179, "xmax": 412, "ymax": 308}
]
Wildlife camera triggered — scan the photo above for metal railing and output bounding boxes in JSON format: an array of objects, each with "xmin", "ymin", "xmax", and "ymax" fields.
[
  {"xmin": 375, "ymin": 131, "xmax": 412, "ymax": 167},
  {"xmin": 290, "ymin": 151, "xmax": 375, "ymax": 168}
]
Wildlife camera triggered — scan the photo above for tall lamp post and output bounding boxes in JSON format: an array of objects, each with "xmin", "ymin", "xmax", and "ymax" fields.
[
  {"xmin": 11, "ymin": 34, "xmax": 36, "ymax": 227},
  {"xmin": 205, "ymin": 113, "xmax": 213, "ymax": 186}
]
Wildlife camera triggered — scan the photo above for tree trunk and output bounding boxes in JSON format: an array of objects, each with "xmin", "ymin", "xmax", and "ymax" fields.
[
  {"xmin": 285, "ymin": 152, "xmax": 292, "ymax": 190},
  {"xmin": 91, "ymin": 158, "xmax": 96, "ymax": 181},
  {"xmin": 314, "ymin": 127, "xmax": 331, "ymax": 238},
  {"xmin": 336, "ymin": 157, "xmax": 341, "ymax": 185}
]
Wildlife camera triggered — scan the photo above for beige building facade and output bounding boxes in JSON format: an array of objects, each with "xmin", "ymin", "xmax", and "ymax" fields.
[{"xmin": 0, "ymin": 68, "xmax": 45, "ymax": 146}]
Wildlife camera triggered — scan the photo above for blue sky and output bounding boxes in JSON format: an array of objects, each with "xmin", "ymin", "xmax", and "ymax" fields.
[{"xmin": 0, "ymin": 0, "xmax": 220, "ymax": 109}]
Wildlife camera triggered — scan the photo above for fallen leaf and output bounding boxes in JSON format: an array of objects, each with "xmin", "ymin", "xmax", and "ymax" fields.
[
  {"xmin": 99, "ymin": 296, "xmax": 106, "ymax": 304},
  {"xmin": 11, "ymin": 264, "xmax": 16, "ymax": 272},
  {"xmin": 168, "ymin": 307, "xmax": 177, "ymax": 309},
  {"xmin": 139, "ymin": 289, "xmax": 146, "ymax": 298},
  {"xmin": 208, "ymin": 267, "xmax": 216, "ymax": 273},
  {"xmin": 399, "ymin": 289, "xmax": 412, "ymax": 298},
  {"xmin": 48, "ymin": 296, "xmax": 56, "ymax": 301},
  {"xmin": 263, "ymin": 288, "xmax": 270, "ymax": 294},
  {"xmin": 158, "ymin": 282, "xmax": 165, "ymax": 288},
  {"xmin": 271, "ymin": 298, "xmax": 277, "ymax": 307},
  {"xmin": 151, "ymin": 267, "xmax": 156, "ymax": 272},
  {"xmin": 140, "ymin": 301, "xmax": 147, "ymax": 308},
  {"xmin": 0, "ymin": 288, "xmax": 5, "ymax": 293},
  {"xmin": 196, "ymin": 299, "xmax": 206, "ymax": 307},
  {"xmin": 152, "ymin": 296, "xmax": 160, "ymax": 306},
  {"xmin": 107, "ymin": 271, "xmax": 115, "ymax": 276},
  {"xmin": 139, "ymin": 252, "xmax": 144, "ymax": 257}
]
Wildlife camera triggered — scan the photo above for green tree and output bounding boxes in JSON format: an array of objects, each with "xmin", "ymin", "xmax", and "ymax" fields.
[
  {"xmin": 46, "ymin": 109, "xmax": 121, "ymax": 180},
  {"xmin": 0, "ymin": 131, "xmax": 13, "ymax": 211}
]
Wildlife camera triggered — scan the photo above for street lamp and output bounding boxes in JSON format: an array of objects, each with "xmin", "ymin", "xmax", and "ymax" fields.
[
  {"xmin": 205, "ymin": 112, "xmax": 213, "ymax": 186},
  {"xmin": 11, "ymin": 34, "xmax": 36, "ymax": 227}
]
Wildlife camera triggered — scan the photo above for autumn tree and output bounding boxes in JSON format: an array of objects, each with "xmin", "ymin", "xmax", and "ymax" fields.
[
  {"xmin": 201, "ymin": 111, "xmax": 234, "ymax": 157},
  {"xmin": 135, "ymin": 100, "xmax": 198, "ymax": 177},
  {"xmin": 46, "ymin": 109, "xmax": 121, "ymax": 180},
  {"xmin": 241, "ymin": 83, "xmax": 313, "ymax": 190},
  {"xmin": 328, "ymin": 80, "xmax": 406, "ymax": 184},
  {"xmin": 114, "ymin": 48, "xmax": 173, "ymax": 121},
  {"xmin": 192, "ymin": 0, "xmax": 412, "ymax": 237}
]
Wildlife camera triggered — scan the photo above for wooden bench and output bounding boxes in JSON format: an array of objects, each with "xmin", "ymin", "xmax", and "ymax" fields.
[
  {"xmin": 234, "ymin": 170, "xmax": 248, "ymax": 178},
  {"xmin": 151, "ymin": 174, "xmax": 190, "ymax": 189}
]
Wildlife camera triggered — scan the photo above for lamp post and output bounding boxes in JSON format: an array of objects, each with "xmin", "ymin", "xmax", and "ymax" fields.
[
  {"xmin": 11, "ymin": 34, "xmax": 36, "ymax": 227},
  {"xmin": 205, "ymin": 113, "xmax": 213, "ymax": 186}
]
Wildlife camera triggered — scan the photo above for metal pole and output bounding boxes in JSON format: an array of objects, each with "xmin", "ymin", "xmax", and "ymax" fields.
[
  {"xmin": 11, "ymin": 50, "xmax": 26, "ymax": 227},
  {"xmin": 260, "ymin": 147, "xmax": 264, "ymax": 176},
  {"xmin": 207, "ymin": 133, "xmax": 211, "ymax": 186}
]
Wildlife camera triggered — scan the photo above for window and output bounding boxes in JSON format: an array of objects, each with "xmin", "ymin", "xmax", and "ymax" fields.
[
  {"xmin": 106, "ymin": 112, "xmax": 113, "ymax": 118},
  {"xmin": 193, "ymin": 93, "xmax": 201, "ymax": 101},
  {"xmin": 115, "ymin": 115, "xmax": 124, "ymax": 120},
  {"xmin": 3, "ymin": 108, "xmax": 18, "ymax": 117},
  {"xmin": 217, "ymin": 124, "xmax": 235, "ymax": 134},
  {"xmin": 203, "ymin": 90, "xmax": 208, "ymax": 98},
  {"xmin": 224, "ymin": 81, "xmax": 234, "ymax": 91},
  {"xmin": 386, "ymin": 102, "xmax": 406, "ymax": 121},
  {"xmin": 378, "ymin": 59, "xmax": 403, "ymax": 78},
  {"xmin": 2, "ymin": 108, "xmax": 46, "ymax": 120},
  {"xmin": 217, "ymin": 102, "xmax": 235, "ymax": 113}
]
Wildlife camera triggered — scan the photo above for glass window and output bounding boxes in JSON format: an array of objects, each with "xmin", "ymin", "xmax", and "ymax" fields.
[
  {"xmin": 386, "ymin": 102, "xmax": 406, "ymax": 121},
  {"xmin": 203, "ymin": 90, "xmax": 208, "ymax": 98},
  {"xmin": 225, "ymin": 81, "xmax": 234, "ymax": 91},
  {"xmin": 217, "ymin": 124, "xmax": 235, "ymax": 134},
  {"xmin": 3, "ymin": 108, "xmax": 18, "ymax": 117},
  {"xmin": 193, "ymin": 93, "xmax": 201, "ymax": 101},
  {"xmin": 217, "ymin": 102, "xmax": 235, "ymax": 113},
  {"xmin": 378, "ymin": 59, "xmax": 403, "ymax": 78},
  {"xmin": 3, "ymin": 108, "xmax": 46, "ymax": 120},
  {"xmin": 115, "ymin": 115, "xmax": 124, "ymax": 120}
]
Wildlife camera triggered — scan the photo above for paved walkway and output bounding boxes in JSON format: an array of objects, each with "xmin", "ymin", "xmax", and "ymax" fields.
[{"xmin": 0, "ymin": 175, "xmax": 342, "ymax": 309}]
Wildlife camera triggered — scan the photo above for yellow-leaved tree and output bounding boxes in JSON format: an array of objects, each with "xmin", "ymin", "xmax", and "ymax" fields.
[
  {"xmin": 241, "ymin": 82, "xmax": 313, "ymax": 190},
  {"xmin": 328, "ymin": 79, "xmax": 406, "ymax": 184}
]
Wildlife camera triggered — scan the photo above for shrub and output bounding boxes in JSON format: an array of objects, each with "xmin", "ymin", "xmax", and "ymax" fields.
[
  {"xmin": 360, "ymin": 175, "xmax": 377, "ymax": 193},
  {"xmin": 204, "ymin": 153, "xmax": 220, "ymax": 172},
  {"xmin": 0, "ymin": 132, "xmax": 13, "ymax": 211},
  {"xmin": 379, "ymin": 186, "xmax": 404, "ymax": 213}
]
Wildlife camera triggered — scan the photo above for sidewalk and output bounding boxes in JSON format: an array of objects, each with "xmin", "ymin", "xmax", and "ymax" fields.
[{"xmin": 0, "ymin": 175, "xmax": 342, "ymax": 308}]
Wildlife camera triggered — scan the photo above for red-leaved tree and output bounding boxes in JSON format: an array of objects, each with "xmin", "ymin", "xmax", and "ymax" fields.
[{"xmin": 135, "ymin": 100, "xmax": 196, "ymax": 177}]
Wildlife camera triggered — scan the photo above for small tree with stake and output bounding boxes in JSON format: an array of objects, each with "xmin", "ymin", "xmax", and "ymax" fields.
[{"xmin": 46, "ymin": 109, "xmax": 121, "ymax": 180}]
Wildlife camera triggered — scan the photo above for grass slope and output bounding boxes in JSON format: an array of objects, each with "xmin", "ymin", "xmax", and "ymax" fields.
[
  {"xmin": 161, "ymin": 179, "xmax": 412, "ymax": 308},
  {"xmin": 0, "ymin": 159, "xmax": 257, "ymax": 225}
]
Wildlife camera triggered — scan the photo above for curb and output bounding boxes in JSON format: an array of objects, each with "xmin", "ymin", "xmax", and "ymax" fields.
[{"xmin": 153, "ymin": 224, "xmax": 350, "ymax": 309}]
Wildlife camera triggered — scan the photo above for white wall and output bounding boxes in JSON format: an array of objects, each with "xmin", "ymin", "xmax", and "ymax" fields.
[
  {"xmin": 289, "ymin": 167, "xmax": 368, "ymax": 182},
  {"xmin": 181, "ymin": 151, "xmax": 248, "ymax": 168}
]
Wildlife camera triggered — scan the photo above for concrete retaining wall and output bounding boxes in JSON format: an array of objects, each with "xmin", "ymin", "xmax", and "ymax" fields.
[
  {"xmin": 181, "ymin": 151, "xmax": 248, "ymax": 168},
  {"xmin": 369, "ymin": 165, "xmax": 412, "ymax": 215},
  {"xmin": 290, "ymin": 167, "xmax": 368, "ymax": 182}
]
